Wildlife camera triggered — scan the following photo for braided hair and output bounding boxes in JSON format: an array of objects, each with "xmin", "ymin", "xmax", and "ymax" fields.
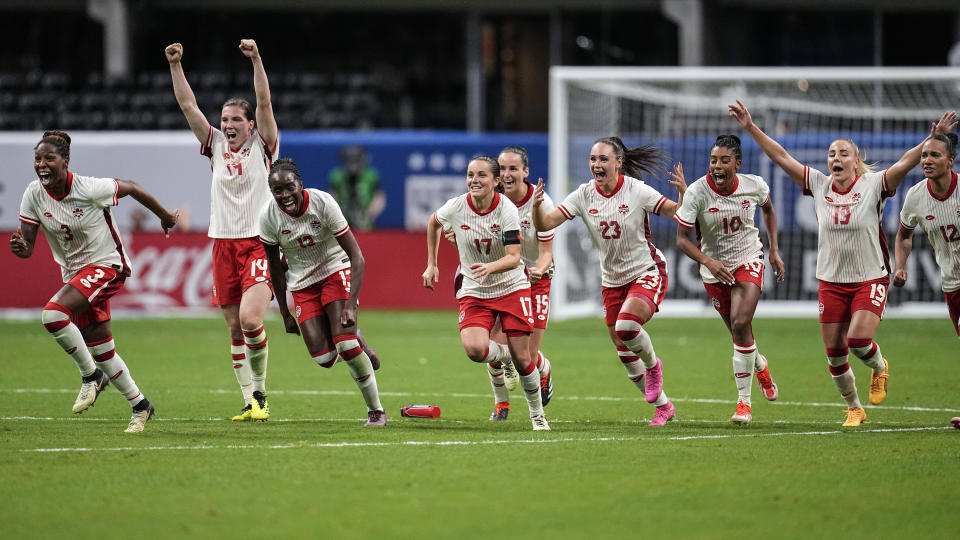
[
  {"xmin": 35, "ymin": 130, "xmax": 72, "ymax": 160},
  {"xmin": 270, "ymin": 158, "xmax": 303, "ymax": 186}
]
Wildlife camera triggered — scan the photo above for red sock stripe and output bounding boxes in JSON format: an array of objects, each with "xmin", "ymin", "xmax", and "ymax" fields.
[
  {"xmin": 517, "ymin": 360, "xmax": 536, "ymax": 376},
  {"xmin": 340, "ymin": 346, "xmax": 363, "ymax": 361},
  {"xmin": 126, "ymin": 392, "xmax": 141, "ymax": 402},
  {"xmin": 616, "ymin": 345, "xmax": 630, "ymax": 352},
  {"xmin": 847, "ymin": 337, "xmax": 872, "ymax": 349},
  {"xmin": 246, "ymin": 336, "xmax": 268, "ymax": 349},
  {"xmin": 733, "ymin": 341, "xmax": 757, "ymax": 353},
  {"xmin": 43, "ymin": 302, "xmax": 70, "ymax": 316},
  {"xmin": 333, "ymin": 334, "xmax": 358, "ymax": 344},
  {"xmin": 231, "ymin": 339, "xmax": 244, "ymax": 347},
  {"xmin": 242, "ymin": 326, "xmax": 264, "ymax": 339},
  {"xmin": 616, "ymin": 312, "xmax": 644, "ymax": 324},
  {"xmin": 85, "ymin": 336, "xmax": 113, "ymax": 347},
  {"xmin": 311, "ymin": 348, "xmax": 336, "ymax": 358},
  {"xmin": 43, "ymin": 320, "xmax": 70, "ymax": 332},
  {"xmin": 828, "ymin": 362, "xmax": 851, "ymax": 376},
  {"xmin": 616, "ymin": 330, "xmax": 640, "ymax": 342},
  {"xmin": 536, "ymin": 351, "xmax": 543, "ymax": 369},
  {"xmin": 110, "ymin": 369, "xmax": 124, "ymax": 380},
  {"xmin": 232, "ymin": 353, "xmax": 246, "ymax": 360},
  {"xmin": 620, "ymin": 354, "xmax": 640, "ymax": 364},
  {"xmin": 93, "ymin": 350, "xmax": 115, "ymax": 362},
  {"xmin": 826, "ymin": 347, "xmax": 849, "ymax": 358}
]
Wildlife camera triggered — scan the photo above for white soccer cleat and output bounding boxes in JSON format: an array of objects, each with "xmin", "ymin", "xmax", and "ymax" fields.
[
  {"xmin": 502, "ymin": 359, "xmax": 520, "ymax": 391},
  {"xmin": 531, "ymin": 414, "xmax": 550, "ymax": 431},
  {"xmin": 125, "ymin": 401, "xmax": 155, "ymax": 433},
  {"xmin": 73, "ymin": 371, "xmax": 109, "ymax": 414}
]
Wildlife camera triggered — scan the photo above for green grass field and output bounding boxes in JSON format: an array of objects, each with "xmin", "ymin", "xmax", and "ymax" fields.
[{"xmin": 2, "ymin": 312, "xmax": 958, "ymax": 538}]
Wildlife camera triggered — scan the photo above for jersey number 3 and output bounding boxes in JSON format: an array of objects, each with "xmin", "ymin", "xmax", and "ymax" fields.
[{"xmin": 600, "ymin": 220, "xmax": 621, "ymax": 239}]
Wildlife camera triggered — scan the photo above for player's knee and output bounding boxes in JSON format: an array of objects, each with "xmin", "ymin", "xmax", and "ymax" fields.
[
  {"xmin": 41, "ymin": 302, "xmax": 71, "ymax": 333},
  {"xmin": 729, "ymin": 318, "xmax": 752, "ymax": 341},
  {"xmin": 464, "ymin": 343, "xmax": 489, "ymax": 363},
  {"xmin": 311, "ymin": 348, "xmax": 338, "ymax": 368}
]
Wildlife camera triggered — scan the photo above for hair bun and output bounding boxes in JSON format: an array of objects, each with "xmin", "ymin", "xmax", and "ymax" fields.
[{"xmin": 42, "ymin": 130, "xmax": 71, "ymax": 146}]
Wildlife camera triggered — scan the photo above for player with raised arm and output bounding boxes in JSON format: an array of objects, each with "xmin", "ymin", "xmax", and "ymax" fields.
[
  {"xmin": 423, "ymin": 156, "xmax": 549, "ymax": 431},
  {"xmin": 730, "ymin": 100, "xmax": 957, "ymax": 426},
  {"xmin": 11, "ymin": 130, "xmax": 178, "ymax": 433},
  {"xmin": 894, "ymin": 133, "xmax": 960, "ymax": 337},
  {"xmin": 532, "ymin": 136, "xmax": 685, "ymax": 426},
  {"xmin": 260, "ymin": 159, "xmax": 385, "ymax": 426},
  {"xmin": 166, "ymin": 39, "xmax": 277, "ymax": 421},
  {"xmin": 672, "ymin": 135, "xmax": 785, "ymax": 425}
]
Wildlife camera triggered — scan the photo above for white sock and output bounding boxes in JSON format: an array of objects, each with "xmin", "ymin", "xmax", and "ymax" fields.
[
  {"xmin": 733, "ymin": 342, "xmax": 755, "ymax": 406},
  {"xmin": 243, "ymin": 326, "xmax": 268, "ymax": 393},
  {"xmin": 518, "ymin": 365, "xmax": 544, "ymax": 417},
  {"xmin": 849, "ymin": 339, "xmax": 885, "ymax": 373},
  {"xmin": 614, "ymin": 317, "xmax": 657, "ymax": 369},
  {"xmin": 490, "ymin": 341, "xmax": 511, "ymax": 364},
  {"xmin": 536, "ymin": 352, "xmax": 551, "ymax": 377},
  {"xmin": 617, "ymin": 345, "xmax": 646, "ymax": 390},
  {"xmin": 487, "ymin": 362, "xmax": 510, "ymax": 403},
  {"xmin": 829, "ymin": 358, "xmax": 861, "ymax": 409},
  {"xmin": 231, "ymin": 338, "xmax": 253, "ymax": 404},
  {"xmin": 337, "ymin": 335, "xmax": 382, "ymax": 412},
  {"xmin": 42, "ymin": 306, "xmax": 96, "ymax": 377},
  {"xmin": 652, "ymin": 390, "xmax": 670, "ymax": 407},
  {"xmin": 87, "ymin": 337, "xmax": 144, "ymax": 408}
]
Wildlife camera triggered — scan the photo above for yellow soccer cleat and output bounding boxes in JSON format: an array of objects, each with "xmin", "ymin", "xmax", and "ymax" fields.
[
  {"xmin": 231, "ymin": 404, "xmax": 252, "ymax": 422},
  {"xmin": 251, "ymin": 391, "xmax": 270, "ymax": 422},
  {"xmin": 842, "ymin": 407, "xmax": 867, "ymax": 427},
  {"xmin": 869, "ymin": 358, "xmax": 889, "ymax": 405}
]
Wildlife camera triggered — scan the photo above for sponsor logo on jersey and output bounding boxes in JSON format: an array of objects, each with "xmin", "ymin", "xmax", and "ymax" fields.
[
  {"xmin": 281, "ymin": 229, "xmax": 292, "ymax": 235},
  {"xmin": 618, "ymin": 204, "xmax": 629, "ymax": 214},
  {"xmin": 741, "ymin": 200, "xmax": 751, "ymax": 210},
  {"xmin": 490, "ymin": 223, "xmax": 501, "ymax": 234},
  {"xmin": 43, "ymin": 212, "xmax": 52, "ymax": 218},
  {"xmin": 824, "ymin": 196, "xmax": 834, "ymax": 203},
  {"xmin": 589, "ymin": 209, "xmax": 599, "ymax": 215},
  {"xmin": 520, "ymin": 219, "xmax": 532, "ymax": 230},
  {"xmin": 460, "ymin": 225, "xmax": 471, "ymax": 230},
  {"xmin": 223, "ymin": 152, "xmax": 231, "ymax": 160},
  {"xmin": 926, "ymin": 215, "xmax": 936, "ymax": 220},
  {"xmin": 708, "ymin": 207, "xmax": 720, "ymax": 213},
  {"xmin": 73, "ymin": 208, "xmax": 83, "ymax": 219}
]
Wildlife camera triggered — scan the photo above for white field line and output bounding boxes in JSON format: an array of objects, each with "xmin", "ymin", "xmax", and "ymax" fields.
[
  {"xmin": 21, "ymin": 426, "xmax": 954, "ymax": 453},
  {"xmin": 9, "ymin": 387, "xmax": 960, "ymax": 413}
]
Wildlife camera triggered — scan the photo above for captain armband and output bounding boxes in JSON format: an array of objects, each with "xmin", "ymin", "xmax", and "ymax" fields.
[{"xmin": 502, "ymin": 230, "xmax": 521, "ymax": 246}]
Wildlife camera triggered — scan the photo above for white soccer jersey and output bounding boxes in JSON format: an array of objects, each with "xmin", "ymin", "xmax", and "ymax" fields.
[
  {"xmin": 435, "ymin": 192, "xmax": 528, "ymax": 300},
  {"xmin": 899, "ymin": 171, "xmax": 960, "ymax": 292},
  {"xmin": 203, "ymin": 127, "xmax": 278, "ymax": 239},
  {"xmin": 674, "ymin": 173, "xmax": 769, "ymax": 283},
  {"xmin": 18, "ymin": 172, "xmax": 131, "ymax": 282},
  {"xmin": 259, "ymin": 189, "xmax": 352, "ymax": 292},
  {"xmin": 514, "ymin": 181, "xmax": 556, "ymax": 277},
  {"xmin": 557, "ymin": 174, "xmax": 668, "ymax": 288},
  {"xmin": 804, "ymin": 167, "xmax": 892, "ymax": 283}
]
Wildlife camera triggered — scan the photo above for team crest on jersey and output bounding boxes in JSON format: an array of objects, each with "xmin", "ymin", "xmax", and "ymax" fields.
[
  {"xmin": 708, "ymin": 207, "xmax": 720, "ymax": 213},
  {"xmin": 241, "ymin": 148, "xmax": 251, "ymax": 157},
  {"xmin": 490, "ymin": 223, "xmax": 501, "ymax": 234},
  {"xmin": 741, "ymin": 200, "xmax": 751, "ymax": 210},
  {"xmin": 926, "ymin": 215, "xmax": 936, "ymax": 220},
  {"xmin": 296, "ymin": 305, "xmax": 302, "ymax": 318},
  {"xmin": 712, "ymin": 297, "xmax": 721, "ymax": 310},
  {"xmin": 589, "ymin": 209, "xmax": 599, "ymax": 215},
  {"xmin": 73, "ymin": 208, "xmax": 83, "ymax": 219},
  {"xmin": 520, "ymin": 218, "xmax": 532, "ymax": 231},
  {"xmin": 818, "ymin": 302, "xmax": 824, "ymax": 314},
  {"xmin": 310, "ymin": 220, "xmax": 323, "ymax": 229},
  {"xmin": 458, "ymin": 310, "xmax": 466, "ymax": 322},
  {"xmin": 43, "ymin": 212, "xmax": 52, "ymax": 218},
  {"xmin": 618, "ymin": 204, "xmax": 629, "ymax": 214},
  {"xmin": 851, "ymin": 193, "xmax": 861, "ymax": 202}
]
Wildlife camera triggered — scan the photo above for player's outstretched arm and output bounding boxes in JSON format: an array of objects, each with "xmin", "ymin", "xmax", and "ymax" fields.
[
  {"xmin": 165, "ymin": 43, "xmax": 210, "ymax": 144},
  {"xmin": 893, "ymin": 224, "xmax": 915, "ymax": 287},
  {"xmin": 116, "ymin": 180, "xmax": 178, "ymax": 236},
  {"xmin": 532, "ymin": 178, "xmax": 567, "ymax": 232},
  {"xmin": 729, "ymin": 100, "xmax": 805, "ymax": 188},
  {"xmin": 263, "ymin": 242, "xmax": 299, "ymax": 335},
  {"xmin": 760, "ymin": 199, "xmax": 785, "ymax": 281},
  {"xmin": 9, "ymin": 223, "xmax": 38, "ymax": 259},
  {"xmin": 885, "ymin": 111, "xmax": 957, "ymax": 191},
  {"xmin": 422, "ymin": 214, "xmax": 442, "ymax": 290},
  {"xmin": 335, "ymin": 230, "xmax": 365, "ymax": 328},
  {"xmin": 239, "ymin": 39, "xmax": 278, "ymax": 152}
]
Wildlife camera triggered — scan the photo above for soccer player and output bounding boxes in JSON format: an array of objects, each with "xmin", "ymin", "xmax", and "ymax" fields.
[
  {"xmin": 730, "ymin": 100, "xmax": 957, "ymax": 426},
  {"xmin": 672, "ymin": 135, "xmax": 785, "ymax": 425},
  {"xmin": 260, "ymin": 159, "xmax": 386, "ymax": 426},
  {"xmin": 894, "ymin": 133, "xmax": 960, "ymax": 337},
  {"xmin": 11, "ymin": 130, "xmax": 178, "ymax": 433},
  {"xmin": 423, "ymin": 156, "xmax": 549, "ymax": 431},
  {"xmin": 481, "ymin": 146, "xmax": 555, "ymax": 422},
  {"xmin": 531, "ymin": 136, "xmax": 685, "ymax": 427},
  {"xmin": 166, "ymin": 39, "xmax": 276, "ymax": 421}
]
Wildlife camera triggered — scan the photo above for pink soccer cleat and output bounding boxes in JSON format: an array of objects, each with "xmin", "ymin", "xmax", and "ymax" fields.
[
  {"xmin": 644, "ymin": 358, "xmax": 664, "ymax": 403},
  {"xmin": 950, "ymin": 417, "xmax": 960, "ymax": 430},
  {"xmin": 755, "ymin": 362, "xmax": 779, "ymax": 401},
  {"xmin": 649, "ymin": 401, "xmax": 675, "ymax": 426}
]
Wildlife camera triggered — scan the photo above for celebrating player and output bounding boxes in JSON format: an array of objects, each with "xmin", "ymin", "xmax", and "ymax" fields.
[
  {"xmin": 423, "ymin": 156, "xmax": 549, "ymax": 431},
  {"xmin": 673, "ymin": 135, "xmax": 785, "ymax": 425},
  {"xmin": 11, "ymin": 130, "xmax": 178, "ymax": 433},
  {"xmin": 532, "ymin": 136, "xmax": 684, "ymax": 426},
  {"xmin": 259, "ymin": 159, "xmax": 385, "ymax": 426},
  {"xmin": 730, "ymin": 100, "xmax": 957, "ymax": 426},
  {"xmin": 894, "ymin": 133, "xmax": 960, "ymax": 336},
  {"xmin": 480, "ymin": 146, "xmax": 555, "ymax": 422},
  {"xmin": 166, "ymin": 39, "xmax": 277, "ymax": 421}
]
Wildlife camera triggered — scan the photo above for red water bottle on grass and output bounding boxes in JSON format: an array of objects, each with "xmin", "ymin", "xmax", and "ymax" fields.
[{"xmin": 401, "ymin": 404, "xmax": 441, "ymax": 418}]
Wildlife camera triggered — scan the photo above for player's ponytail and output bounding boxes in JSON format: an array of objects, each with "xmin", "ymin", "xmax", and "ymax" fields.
[
  {"xmin": 595, "ymin": 136, "xmax": 667, "ymax": 180},
  {"xmin": 36, "ymin": 130, "xmax": 72, "ymax": 159}
]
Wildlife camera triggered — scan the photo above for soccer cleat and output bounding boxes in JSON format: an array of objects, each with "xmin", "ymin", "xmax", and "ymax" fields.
[
  {"xmin": 644, "ymin": 358, "xmax": 664, "ymax": 403},
  {"xmin": 72, "ymin": 370, "xmax": 109, "ymax": 414},
  {"xmin": 231, "ymin": 404, "xmax": 253, "ymax": 422},
  {"xmin": 489, "ymin": 401, "xmax": 510, "ymax": 421},
  {"xmin": 502, "ymin": 360, "xmax": 519, "ymax": 391},
  {"xmin": 868, "ymin": 358, "xmax": 889, "ymax": 405},
  {"xmin": 125, "ymin": 400, "xmax": 155, "ymax": 433},
  {"xmin": 649, "ymin": 401, "xmax": 676, "ymax": 426},
  {"xmin": 730, "ymin": 400, "xmax": 752, "ymax": 425},
  {"xmin": 251, "ymin": 390, "xmax": 270, "ymax": 422},
  {"xmin": 365, "ymin": 410, "xmax": 387, "ymax": 427},
  {"xmin": 950, "ymin": 417, "xmax": 960, "ymax": 430},
  {"xmin": 842, "ymin": 407, "xmax": 867, "ymax": 427},
  {"xmin": 540, "ymin": 367, "xmax": 554, "ymax": 407},
  {"xmin": 531, "ymin": 414, "xmax": 550, "ymax": 431},
  {"xmin": 755, "ymin": 363, "xmax": 779, "ymax": 401}
]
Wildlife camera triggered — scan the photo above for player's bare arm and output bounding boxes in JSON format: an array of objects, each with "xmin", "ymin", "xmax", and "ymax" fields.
[
  {"xmin": 165, "ymin": 42, "xmax": 211, "ymax": 143},
  {"xmin": 729, "ymin": 100, "xmax": 805, "ymax": 187},
  {"xmin": 116, "ymin": 180, "xmax": 179, "ymax": 236},
  {"xmin": 532, "ymin": 178, "xmax": 566, "ymax": 231},
  {"xmin": 760, "ymin": 199, "xmax": 786, "ymax": 281},
  {"xmin": 470, "ymin": 243, "xmax": 522, "ymax": 284},
  {"xmin": 529, "ymin": 238, "xmax": 554, "ymax": 283},
  {"xmin": 9, "ymin": 223, "xmax": 38, "ymax": 258},
  {"xmin": 263, "ymin": 242, "xmax": 299, "ymax": 335},
  {"xmin": 885, "ymin": 111, "xmax": 957, "ymax": 190},
  {"xmin": 335, "ymin": 230, "xmax": 365, "ymax": 328},
  {"xmin": 676, "ymin": 224, "xmax": 736, "ymax": 285},
  {"xmin": 893, "ymin": 223, "xmax": 915, "ymax": 287},
  {"xmin": 240, "ymin": 39, "xmax": 278, "ymax": 151},
  {"xmin": 422, "ymin": 215, "xmax": 442, "ymax": 290}
]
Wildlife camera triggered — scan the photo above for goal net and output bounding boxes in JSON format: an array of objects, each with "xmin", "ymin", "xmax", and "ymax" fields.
[{"xmin": 548, "ymin": 67, "xmax": 960, "ymax": 320}]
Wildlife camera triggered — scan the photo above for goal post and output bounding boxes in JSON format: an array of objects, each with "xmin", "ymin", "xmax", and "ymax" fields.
[{"xmin": 548, "ymin": 66, "xmax": 960, "ymax": 320}]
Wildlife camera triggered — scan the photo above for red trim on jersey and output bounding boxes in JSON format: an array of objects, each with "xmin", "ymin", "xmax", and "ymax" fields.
[
  {"xmin": 927, "ymin": 171, "xmax": 958, "ymax": 201},
  {"xmin": 760, "ymin": 195, "xmax": 771, "ymax": 207},
  {"xmin": 334, "ymin": 225, "xmax": 350, "ymax": 237},
  {"xmin": 898, "ymin": 218, "xmax": 914, "ymax": 231},
  {"xmin": 44, "ymin": 171, "xmax": 74, "ymax": 201},
  {"xmin": 674, "ymin": 215, "xmax": 694, "ymax": 229},
  {"xmin": 557, "ymin": 205, "xmax": 574, "ymax": 220},
  {"xmin": 111, "ymin": 178, "xmax": 119, "ymax": 206},
  {"xmin": 595, "ymin": 174, "xmax": 624, "ymax": 198},
  {"xmin": 652, "ymin": 196, "xmax": 667, "ymax": 215},
  {"xmin": 432, "ymin": 213, "xmax": 442, "ymax": 227},
  {"xmin": 258, "ymin": 131, "xmax": 279, "ymax": 159},
  {"xmin": 201, "ymin": 126, "xmax": 214, "ymax": 157},
  {"xmin": 537, "ymin": 233, "xmax": 555, "ymax": 242},
  {"xmin": 516, "ymin": 181, "xmax": 535, "ymax": 206},
  {"xmin": 875, "ymin": 199, "xmax": 891, "ymax": 273},
  {"xmin": 294, "ymin": 189, "xmax": 310, "ymax": 217},
  {"xmin": 102, "ymin": 209, "xmax": 131, "ymax": 277},
  {"xmin": 706, "ymin": 173, "xmax": 739, "ymax": 196},
  {"xmin": 880, "ymin": 171, "xmax": 892, "ymax": 197},
  {"xmin": 643, "ymin": 212, "xmax": 669, "ymax": 297},
  {"xmin": 19, "ymin": 214, "xmax": 40, "ymax": 225},
  {"xmin": 831, "ymin": 174, "xmax": 860, "ymax": 195},
  {"xmin": 467, "ymin": 191, "xmax": 500, "ymax": 215},
  {"xmin": 803, "ymin": 166, "xmax": 811, "ymax": 194}
]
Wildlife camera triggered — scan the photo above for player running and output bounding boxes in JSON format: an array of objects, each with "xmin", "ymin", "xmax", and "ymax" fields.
[
  {"xmin": 532, "ymin": 136, "xmax": 685, "ymax": 427},
  {"xmin": 11, "ymin": 130, "xmax": 178, "ymax": 433},
  {"xmin": 672, "ymin": 135, "xmax": 785, "ymax": 425},
  {"xmin": 166, "ymin": 39, "xmax": 277, "ymax": 421},
  {"xmin": 730, "ymin": 100, "xmax": 957, "ymax": 426},
  {"xmin": 260, "ymin": 159, "xmax": 386, "ymax": 426},
  {"xmin": 894, "ymin": 133, "xmax": 960, "ymax": 337},
  {"xmin": 423, "ymin": 156, "xmax": 549, "ymax": 431}
]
